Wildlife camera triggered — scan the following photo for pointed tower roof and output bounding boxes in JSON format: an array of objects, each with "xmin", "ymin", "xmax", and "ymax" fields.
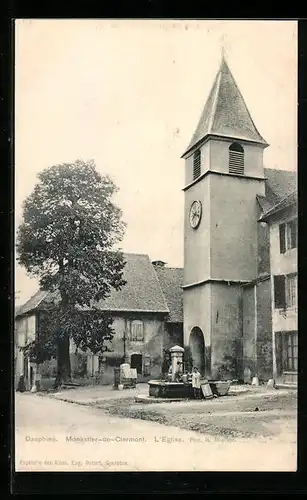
[{"xmin": 182, "ymin": 56, "xmax": 268, "ymax": 157}]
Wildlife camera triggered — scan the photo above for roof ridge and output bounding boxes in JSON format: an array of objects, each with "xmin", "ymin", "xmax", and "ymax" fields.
[{"xmin": 207, "ymin": 69, "xmax": 221, "ymax": 134}]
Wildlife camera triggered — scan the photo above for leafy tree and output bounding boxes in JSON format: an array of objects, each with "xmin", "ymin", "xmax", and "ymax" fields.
[{"xmin": 17, "ymin": 159, "xmax": 126, "ymax": 387}]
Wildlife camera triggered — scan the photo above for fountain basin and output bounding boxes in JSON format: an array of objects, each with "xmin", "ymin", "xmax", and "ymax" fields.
[
  {"xmin": 148, "ymin": 379, "xmax": 231, "ymax": 399},
  {"xmin": 148, "ymin": 380, "xmax": 193, "ymax": 399}
]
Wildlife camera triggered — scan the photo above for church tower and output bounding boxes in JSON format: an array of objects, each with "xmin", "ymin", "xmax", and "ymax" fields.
[{"xmin": 182, "ymin": 56, "xmax": 269, "ymax": 379}]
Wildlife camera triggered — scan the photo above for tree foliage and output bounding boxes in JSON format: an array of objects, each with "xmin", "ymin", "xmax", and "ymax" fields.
[
  {"xmin": 22, "ymin": 306, "xmax": 116, "ymax": 364},
  {"xmin": 17, "ymin": 159, "xmax": 127, "ymax": 385}
]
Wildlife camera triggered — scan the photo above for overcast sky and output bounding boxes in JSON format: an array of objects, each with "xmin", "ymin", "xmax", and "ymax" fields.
[{"xmin": 15, "ymin": 19, "xmax": 297, "ymax": 305}]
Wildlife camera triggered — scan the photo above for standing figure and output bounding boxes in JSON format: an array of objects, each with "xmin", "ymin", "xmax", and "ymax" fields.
[{"xmin": 192, "ymin": 367, "xmax": 201, "ymax": 399}]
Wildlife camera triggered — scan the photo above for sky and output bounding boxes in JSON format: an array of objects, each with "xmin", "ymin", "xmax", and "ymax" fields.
[{"xmin": 15, "ymin": 20, "xmax": 297, "ymax": 305}]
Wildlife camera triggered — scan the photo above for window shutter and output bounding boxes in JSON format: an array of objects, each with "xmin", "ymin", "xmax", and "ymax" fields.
[
  {"xmin": 229, "ymin": 143, "xmax": 244, "ymax": 175},
  {"xmin": 193, "ymin": 150, "xmax": 201, "ymax": 180},
  {"xmin": 275, "ymin": 332, "xmax": 283, "ymax": 376},
  {"xmin": 286, "ymin": 273, "xmax": 297, "ymax": 308},
  {"xmin": 131, "ymin": 320, "xmax": 144, "ymax": 341},
  {"xmin": 279, "ymin": 223, "xmax": 286, "ymax": 254},
  {"xmin": 136, "ymin": 322, "xmax": 144, "ymax": 341},
  {"xmin": 289, "ymin": 219, "xmax": 297, "ymax": 250},
  {"xmin": 293, "ymin": 332, "xmax": 298, "ymax": 371},
  {"xmin": 274, "ymin": 275, "xmax": 286, "ymax": 308},
  {"xmin": 282, "ymin": 334, "xmax": 289, "ymax": 371}
]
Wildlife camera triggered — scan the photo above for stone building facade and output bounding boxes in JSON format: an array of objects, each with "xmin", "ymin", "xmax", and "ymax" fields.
[
  {"xmin": 182, "ymin": 55, "xmax": 297, "ymax": 383},
  {"xmin": 259, "ymin": 191, "xmax": 297, "ymax": 385},
  {"xmin": 15, "ymin": 254, "xmax": 183, "ymax": 389}
]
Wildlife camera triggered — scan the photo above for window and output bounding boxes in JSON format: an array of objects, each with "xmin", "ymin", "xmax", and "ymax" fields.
[
  {"xmin": 279, "ymin": 218, "xmax": 297, "ymax": 254},
  {"xmin": 286, "ymin": 273, "xmax": 297, "ymax": 308},
  {"xmin": 229, "ymin": 143, "xmax": 244, "ymax": 175},
  {"xmin": 286, "ymin": 332, "xmax": 298, "ymax": 371},
  {"xmin": 287, "ymin": 333, "xmax": 298, "ymax": 371},
  {"xmin": 274, "ymin": 275, "xmax": 286, "ymax": 309},
  {"xmin": 287, "ymin": 219, "xmax": 297, "ymax": 250},
  {"xmin": 274, "ymin": 273, "xmax": 297, "ymax": 309},
  {"xmin": 130, "ymin": 320, "xmax": 144, "ymax": 341},
  {"xmin": 279, "ymin": 223, "xmax": 286, "ymax": 254},
  {"xmin": 275, "ymin": 331, "xmax": 298, "ymax": 374},
  {"xmin": 193, "ymin": 150, "xmax": 201, "ymax": 180}
]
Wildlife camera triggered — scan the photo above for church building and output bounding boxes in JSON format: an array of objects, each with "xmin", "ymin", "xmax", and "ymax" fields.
[
  {"xmin": 182, "ymin": 55, "xmax": 297, "ymax": 383},
  {"xmin": 15, "ymin": 55, "xmax": 297, "ymax": 390}
]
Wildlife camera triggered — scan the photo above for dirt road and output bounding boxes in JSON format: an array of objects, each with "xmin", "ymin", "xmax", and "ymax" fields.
[{"xmin": 15, "ymin": 392, "xmax": 297, "ymax": 472}]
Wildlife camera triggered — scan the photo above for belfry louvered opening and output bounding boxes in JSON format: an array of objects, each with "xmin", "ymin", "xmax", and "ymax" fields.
[
  {"xmin": 229, "ymin": 143, "xmax": 244, "ymax": 175},
  {"xmin": 193, "ymin": 150, "xmax": 201, "ymax": 180}
]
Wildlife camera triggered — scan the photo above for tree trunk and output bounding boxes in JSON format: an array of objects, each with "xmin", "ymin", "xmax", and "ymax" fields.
[
  {"xmin": 54, "ymin": 273, "xmax": 72, "ymax": 389},
  {"xmin": 54, "ymin": 336, "xmax": 71, "ymax": 388}
]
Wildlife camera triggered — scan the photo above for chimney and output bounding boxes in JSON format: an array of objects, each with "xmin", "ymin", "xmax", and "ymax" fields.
[{"xmin": 152, "ymin": 260, "xmax": 166, "ymax": 268}]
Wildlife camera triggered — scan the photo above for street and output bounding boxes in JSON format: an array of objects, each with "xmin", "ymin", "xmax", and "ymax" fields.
[{"xmin": 15, "ymin": 392, "xmax": 297, "ymax": 472}]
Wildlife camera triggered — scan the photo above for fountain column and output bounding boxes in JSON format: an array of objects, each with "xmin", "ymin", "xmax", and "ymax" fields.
[{"xmin": 169, "ymin": 345, "xmax": 184, "ymax": 382}]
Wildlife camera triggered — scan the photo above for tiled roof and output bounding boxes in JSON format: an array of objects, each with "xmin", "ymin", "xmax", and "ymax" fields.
[
  {"xmin": 16, "ymin": 253, "xmax": 170, "ymax": 317},
  {"xmin": 96, "ymin": 253, "xmax": 169, "ymax": 313},
  {"xmin": 259, "ymin": 190, "xmax": 297, "ymax": 222},
  {"xmin": 257, "ymin": 168, "xmax": 297, "ymax": 215},
  {"xmin": 182, "ymin": 57, "xmax": 268, "ymax": 157},
  {"xmin": 264, "ymin": 168, "xmax": 297, "ymax": 202},
  {"xmin": 15, "ymin": 289, "xmax": 49, "ymax": 317},
  {"xmin": 154, "ymin": 266, "xmax": 183, "ymax": 323}
]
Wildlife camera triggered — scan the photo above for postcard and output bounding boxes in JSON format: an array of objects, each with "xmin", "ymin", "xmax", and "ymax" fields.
[{"xmin": 14, "ymin": 19, "xmax": 297, "ymax": 474}]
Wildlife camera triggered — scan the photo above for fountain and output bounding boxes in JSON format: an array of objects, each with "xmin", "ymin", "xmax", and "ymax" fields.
[
  {"xmin": 147, "ymin": 345, "xmax": 231, "ymax": 400},
  {"xmin": 148, "ymin": 345, "xmax": 192, "ymax": 398}
]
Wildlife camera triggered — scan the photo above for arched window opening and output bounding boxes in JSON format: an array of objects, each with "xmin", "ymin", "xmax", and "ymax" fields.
[
  {"xmin": 229, "ymin": 143, "xmax": 244, "ymax": 175},
  {"xmin": 193, "ymin": 150, "xmax": 201, "ymax": 180}
]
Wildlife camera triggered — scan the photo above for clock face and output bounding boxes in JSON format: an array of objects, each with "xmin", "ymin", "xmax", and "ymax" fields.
[{"xmin": 189, "ymin": 200, "xmax": 202, "ymax": 229}]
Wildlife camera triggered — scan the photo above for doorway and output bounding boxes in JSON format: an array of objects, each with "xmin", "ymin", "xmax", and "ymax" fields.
[
  {"xmin": 189, "ymin": 327, "xmax": 205, "ymax": 375},
  {"xmin": 131, "ymin": 353, "xmax": 143, "ymax": 374}
]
